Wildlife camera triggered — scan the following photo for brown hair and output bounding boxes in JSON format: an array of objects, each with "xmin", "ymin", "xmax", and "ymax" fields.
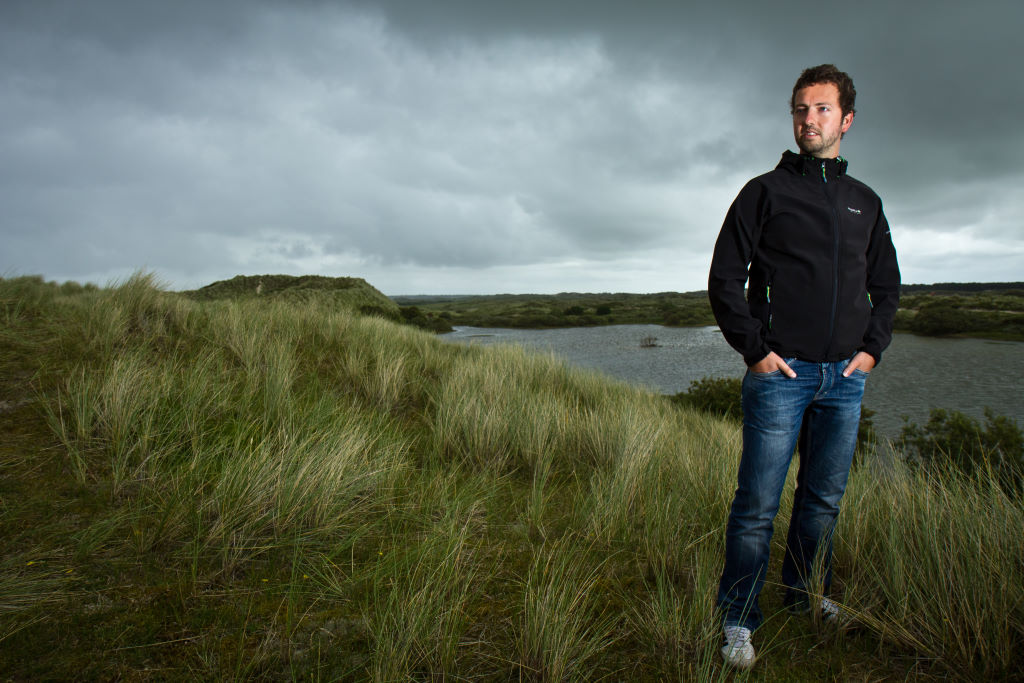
[{"xmin": 790, "ymin": 64, "xmax": 857, "ymax": 117}]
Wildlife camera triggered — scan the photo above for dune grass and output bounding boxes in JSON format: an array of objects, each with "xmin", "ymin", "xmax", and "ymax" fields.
[{"xmin": 1, "ymin": 272, "xmax": 1021, "ymax": 680}]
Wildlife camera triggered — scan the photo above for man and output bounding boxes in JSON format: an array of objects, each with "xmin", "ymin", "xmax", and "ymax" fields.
[{"xmin": 707, "ymin": 64, "xmax": 900, "ymax": 668}]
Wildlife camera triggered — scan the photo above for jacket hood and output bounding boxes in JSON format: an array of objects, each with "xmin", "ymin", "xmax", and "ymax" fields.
[{"xmin": 778, "ymin": 150, "xmax": 848, "ymax": 181}]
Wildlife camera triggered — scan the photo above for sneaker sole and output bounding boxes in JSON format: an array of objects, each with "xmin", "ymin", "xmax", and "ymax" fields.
[{"xmin": 720, "ymin": 645, "xmax": 756, "ymax": 669}]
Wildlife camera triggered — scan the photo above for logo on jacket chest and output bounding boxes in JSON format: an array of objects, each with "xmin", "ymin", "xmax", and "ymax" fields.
[{"xmin": 847, "ymin": 207, "xmax": 862, "ymax": 214}]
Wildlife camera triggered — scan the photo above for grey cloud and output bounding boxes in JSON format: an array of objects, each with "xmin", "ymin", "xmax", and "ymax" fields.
[{"xmin": 2, "ymin": 0, "xmax": 1022, "ymax": 293}]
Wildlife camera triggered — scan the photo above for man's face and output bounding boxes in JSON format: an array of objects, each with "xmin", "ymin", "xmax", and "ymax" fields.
[{"xmin": 792, "ymin": 82, "xmax": 853, "ymax": 158}]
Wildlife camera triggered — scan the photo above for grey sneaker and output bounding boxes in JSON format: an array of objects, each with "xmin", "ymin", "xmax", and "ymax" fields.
[
  {"xmin": 788, "ymin": 596, "xmax": 849, "ymax": 625},
  {"xmin": 721, "ymin": 624, "xmax": 756, "ymax": 669},
  {"xmin": 820, "ymin": 597, "xmax": 849, "ymax": 625}
]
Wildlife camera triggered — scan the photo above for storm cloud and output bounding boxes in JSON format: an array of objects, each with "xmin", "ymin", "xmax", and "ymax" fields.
[{"xmin": 2, "ymin": 0, "xmax": 1022, "ymax": 293}]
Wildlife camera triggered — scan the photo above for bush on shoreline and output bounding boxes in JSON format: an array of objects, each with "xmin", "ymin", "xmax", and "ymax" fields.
[{"xmin": 899, "ymin": 407, "xmax": 1024, "ymax": 492}]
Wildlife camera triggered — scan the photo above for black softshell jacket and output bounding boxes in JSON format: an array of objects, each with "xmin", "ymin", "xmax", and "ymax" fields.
[{"xmin": 708, "ymin": 151, "xmax": 901, "ymax": 367}]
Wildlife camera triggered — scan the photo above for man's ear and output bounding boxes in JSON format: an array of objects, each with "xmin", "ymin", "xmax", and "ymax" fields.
[{"xmin": 841, "ymin": 112, "xmax": 854, "ymax": 133}]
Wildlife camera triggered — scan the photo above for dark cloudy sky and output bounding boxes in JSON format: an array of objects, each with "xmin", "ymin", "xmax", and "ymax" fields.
[{"xmin": 3, "ymin": 0, "xmax": 1022, "ymax": 294}]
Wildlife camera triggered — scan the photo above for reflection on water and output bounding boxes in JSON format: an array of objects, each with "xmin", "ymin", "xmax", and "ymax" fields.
[{"xmin": 442, "ymin": 325, "xmax": 1024, "ymax": 438}]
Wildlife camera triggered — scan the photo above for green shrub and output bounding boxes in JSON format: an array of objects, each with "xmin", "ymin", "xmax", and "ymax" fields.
[
  {"xmin": 410, "ymin": 314, "xmax": 454, "ymax": 333},
  {"xmin": 899, "ymin": 408, "xmax": 1024, "ymax": 490},
  {"xmin": 670, "ymin": 376, "xmax": 743, "ymax": 421},
  {"xmin": 909, "ymin": 301, "xmax": 983, "ymax": 335},
  {"xmin": 397, "ymin": 305, "xmax": 452, "ymax": 332},
  {"xmin": 359, "ymin": 303, "xmax": 400, "ymax": 320}
]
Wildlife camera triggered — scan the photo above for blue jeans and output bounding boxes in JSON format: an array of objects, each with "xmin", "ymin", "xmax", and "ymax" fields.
[{"xmin": 717, "ymin": 357, "xmax": 867, "ymax": 630}]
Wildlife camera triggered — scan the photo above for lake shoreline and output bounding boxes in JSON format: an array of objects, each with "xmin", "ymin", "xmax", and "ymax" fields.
[
  {"xmin": 401, "ymin": 286, "xmax": 1024, "ymax": 342},
  {"xmin": 442, "ymin": 324, "xmax": 1024, "ymax": 439}
]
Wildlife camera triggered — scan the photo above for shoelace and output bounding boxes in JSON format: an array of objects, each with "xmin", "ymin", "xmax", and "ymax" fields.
[{"xmin": 723, "ymin": 625, "xmax": 751, "ymax": 648}]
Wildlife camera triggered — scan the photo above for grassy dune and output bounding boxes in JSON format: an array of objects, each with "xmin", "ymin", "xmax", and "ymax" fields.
[{"xmin": 1, "ymin": 273, "xmax": 1021, "ymax": 680}]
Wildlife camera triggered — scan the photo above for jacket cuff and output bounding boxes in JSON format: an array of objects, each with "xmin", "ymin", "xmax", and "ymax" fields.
[
  {"xmin": 743, "ymin": 343, "xmax": 772, "ymax": 367},
  {"xmin": 860, "ymin": 346, "xmax": 882, "ymax": 367}
]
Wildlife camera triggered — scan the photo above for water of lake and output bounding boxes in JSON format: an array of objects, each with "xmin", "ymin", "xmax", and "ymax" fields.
[{"xmin": 442, "ymin": 324, "xmax": 1024, "ymax": 438}]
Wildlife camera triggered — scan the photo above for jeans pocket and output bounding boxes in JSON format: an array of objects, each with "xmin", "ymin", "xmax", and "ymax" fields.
[
  {"xmin": 842, "ymin": 355, "xmax": 870, "ymax": 378},
  {"xmin": 750, "ymin": 357, "xmax": 797, "ymax": 378}
]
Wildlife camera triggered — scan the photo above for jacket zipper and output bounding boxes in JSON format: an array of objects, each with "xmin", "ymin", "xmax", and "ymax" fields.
[{"xmin": 822, "ymin": 160, "xmax": 840, "ymax": 356}]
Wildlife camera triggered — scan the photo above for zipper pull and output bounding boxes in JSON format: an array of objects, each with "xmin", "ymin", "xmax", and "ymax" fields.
[{"xmin": 821, "ymin": 160, "xmax": 827, "ymax": 183}]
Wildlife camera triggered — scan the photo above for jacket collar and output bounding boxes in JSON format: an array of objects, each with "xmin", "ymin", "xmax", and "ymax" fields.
[{"xmin": 778, "ymin": 150, "xmax": 848, "ymax": 180}]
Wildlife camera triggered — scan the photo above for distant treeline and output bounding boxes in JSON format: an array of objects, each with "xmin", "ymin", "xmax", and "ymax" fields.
[
  {"xmin": 394, "ymin": 291, "xmax": 715, "ymax": 331},
  {"xmin": 900, "ymin": 282, "xmax": 1024, "ymax": 294},
  {"xmin": 395, "ymin": 283, "xmax": 1024, "ymax": 341}
]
